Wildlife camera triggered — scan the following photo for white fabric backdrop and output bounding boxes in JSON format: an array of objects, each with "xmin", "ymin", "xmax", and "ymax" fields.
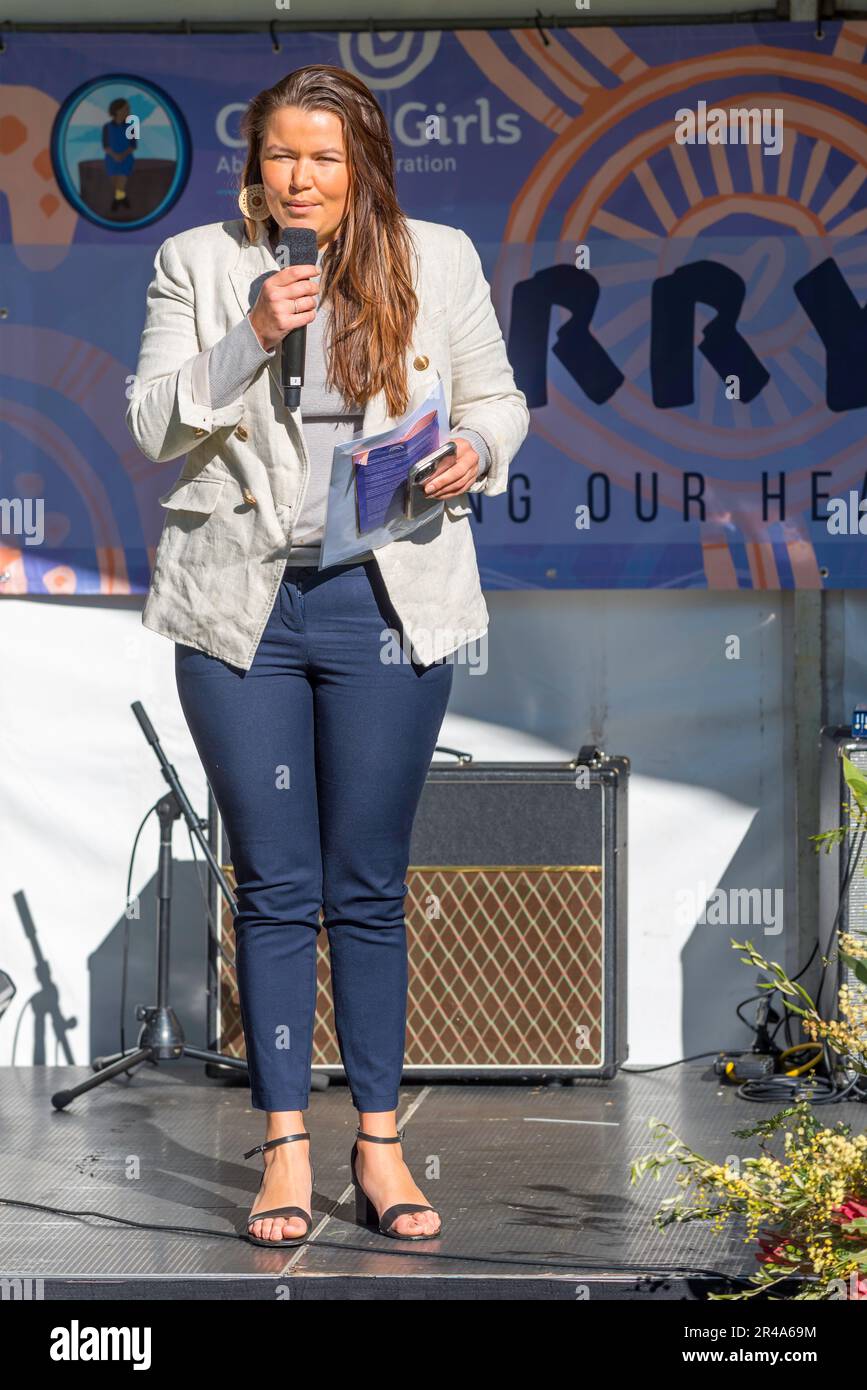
[{"xmin": 1, "ymin": 587, "xmax": 805, "ymax": 1070}]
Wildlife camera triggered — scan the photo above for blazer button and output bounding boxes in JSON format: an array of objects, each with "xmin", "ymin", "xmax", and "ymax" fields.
[
  {"xmin": 236, "ymin": 425, "xmax": 249, "ymax": 440},
  {"xmin": 194, "ymin": 428, "xmax": 206, "ymax": 437},
  {"xmin": 242, "ymin": 488, "xmax": 257, "ymax": 506},
  {"xmin": 413, "ymin": 355, "xmax": 429, "ymax": 371}
]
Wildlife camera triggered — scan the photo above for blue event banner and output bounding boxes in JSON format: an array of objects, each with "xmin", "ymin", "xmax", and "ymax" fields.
[{"xmin": 2, "ymin": 21, "xmax": 867, "ymax": 596}]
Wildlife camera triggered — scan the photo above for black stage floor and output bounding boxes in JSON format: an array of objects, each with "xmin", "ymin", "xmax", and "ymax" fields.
[{"xmin": 0, "ymin": 1061, "xmax": 844, "ymax": 1300}]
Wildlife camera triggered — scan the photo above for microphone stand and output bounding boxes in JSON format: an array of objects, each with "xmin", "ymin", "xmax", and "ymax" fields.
[{"xmin": 51, "ymin": 702, "xmax": 248, "ymax": 1109}]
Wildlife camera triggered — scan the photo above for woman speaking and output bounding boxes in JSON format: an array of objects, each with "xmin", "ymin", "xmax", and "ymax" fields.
[{"xmin": 126, "ymin": 65, "xmax": 529, "ymax": 1247}]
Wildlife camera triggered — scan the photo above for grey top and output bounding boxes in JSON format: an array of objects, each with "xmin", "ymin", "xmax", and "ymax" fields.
[{"xmin": 205, "ymin": 245, "xmax": 491, "ymax": 567}]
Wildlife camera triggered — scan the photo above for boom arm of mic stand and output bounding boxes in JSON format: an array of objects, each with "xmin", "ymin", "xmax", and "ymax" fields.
[{"xmin": 131, "ymin": 700, "xmax": 238, "ymax": 916}]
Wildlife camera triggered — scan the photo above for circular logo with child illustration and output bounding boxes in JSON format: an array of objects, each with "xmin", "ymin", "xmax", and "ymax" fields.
[{"xmin": 49, "ymin": 73, "xmax": 191, "ymax": 230}]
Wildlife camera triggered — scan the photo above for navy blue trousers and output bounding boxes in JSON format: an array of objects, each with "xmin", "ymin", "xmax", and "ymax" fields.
[{"xmin": 174, "ymin": 560, "xmax": 453, "ymax": 1112}]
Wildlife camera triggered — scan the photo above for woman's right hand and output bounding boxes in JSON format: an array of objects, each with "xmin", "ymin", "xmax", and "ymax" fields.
[{"xmin": 248, "ymin": 263, "xmax": 320, "ymax": 353}]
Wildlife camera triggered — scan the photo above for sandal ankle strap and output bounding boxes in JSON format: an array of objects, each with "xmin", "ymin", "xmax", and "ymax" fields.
[
  {"xmin": 355, "ymin": 1126, "xmax": 406, "ymax": 1143},
  {"xmin": 244, "ymin": 1131, "xmax": 310, "ymax": 1160}
]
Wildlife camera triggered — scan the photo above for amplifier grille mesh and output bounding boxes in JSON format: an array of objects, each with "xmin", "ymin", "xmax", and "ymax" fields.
[{"xmin": 218, "ymin": 865, "xmax": 604, "ymax": 1070}]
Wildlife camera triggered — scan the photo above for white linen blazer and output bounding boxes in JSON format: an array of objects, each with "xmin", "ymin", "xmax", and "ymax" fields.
[{"xmin": 126, "ymin": 215, "xmax": 529, "ymax": 668}]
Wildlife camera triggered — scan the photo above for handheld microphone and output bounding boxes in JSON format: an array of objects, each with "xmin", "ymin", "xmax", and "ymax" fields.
[{"xmin": 276, "ymin": 226, "xmax": 318, "ymax": 409}]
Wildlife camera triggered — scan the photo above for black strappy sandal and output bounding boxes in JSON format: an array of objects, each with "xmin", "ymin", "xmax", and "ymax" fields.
[
  {"xmin": 350, "ymin": 1125, "xmax": 442, "ymax": 1241},
  {"xmin": 242, "ymin": 1131, "xmax": 314, "ymax": 1248}
]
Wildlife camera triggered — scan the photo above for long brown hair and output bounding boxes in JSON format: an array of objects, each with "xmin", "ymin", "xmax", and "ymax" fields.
[{"xmin": 238, "ymin": 65, "xmax": 418, "ymax": 417}]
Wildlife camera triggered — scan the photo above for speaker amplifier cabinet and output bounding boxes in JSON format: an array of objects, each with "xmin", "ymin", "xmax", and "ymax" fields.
[{"xmin": 212, "ymin": 747, "xmax": 628, "ymax": 1082}]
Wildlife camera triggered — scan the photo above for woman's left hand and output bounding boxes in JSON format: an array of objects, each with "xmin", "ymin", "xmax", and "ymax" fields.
[{"xmin": 423, "ymin": 435, "xmax": 480, "ymax": 498}]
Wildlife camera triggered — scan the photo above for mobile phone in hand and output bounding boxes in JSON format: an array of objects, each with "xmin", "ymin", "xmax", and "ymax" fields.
[{"xmin": 404, "ymin": 441, "xmax": 457, "ymax": 520}]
